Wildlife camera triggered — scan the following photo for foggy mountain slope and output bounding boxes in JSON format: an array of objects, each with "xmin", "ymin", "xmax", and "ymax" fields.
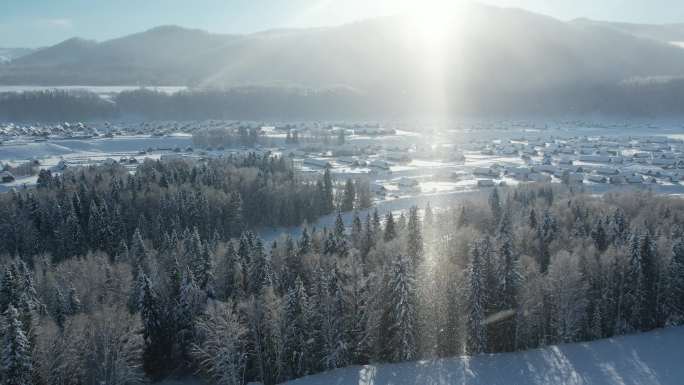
[
  {"xmin": 0, "ymin": 48, "xmax": 35, "ymax": 64},
  {"xmin": 4, "ymin": 2, "xmax": 684, "ymax": 117},
  {"xmin": 282, "ymin": 326, "xmax": 684, "ymax": 385},
  {"xmin": 572, "ymin": 18, "xmax": 684, "ymax": 45},
  {"xmin": 4, "ymin": 3, "xmax": 684, "ymax": 90}
]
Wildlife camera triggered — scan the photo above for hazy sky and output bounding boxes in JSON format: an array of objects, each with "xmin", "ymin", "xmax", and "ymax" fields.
[{"xmin": 2, "ymin": 0, "xmax": 684, "ymax": 47}]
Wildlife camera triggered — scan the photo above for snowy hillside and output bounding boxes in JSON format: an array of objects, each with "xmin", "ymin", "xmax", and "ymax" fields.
[{"xmin": 282, "ymin": 326, "xmax": 684, "ymax": 385}]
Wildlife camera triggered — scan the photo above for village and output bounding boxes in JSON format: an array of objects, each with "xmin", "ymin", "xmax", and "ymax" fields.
[{"xmin": 3, "ymin": 119, "xmax": 684, "ymax": 198}]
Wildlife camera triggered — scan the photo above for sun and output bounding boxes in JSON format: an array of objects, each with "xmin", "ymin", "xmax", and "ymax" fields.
[{"xmin": 404, "ymin": 0, "xmax": 467, "ymax": 46}]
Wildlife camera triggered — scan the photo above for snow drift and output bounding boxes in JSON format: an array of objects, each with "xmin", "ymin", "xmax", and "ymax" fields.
[{"xmin": 282, "ymin": 326, "xmax": 684, "ymax": 385}]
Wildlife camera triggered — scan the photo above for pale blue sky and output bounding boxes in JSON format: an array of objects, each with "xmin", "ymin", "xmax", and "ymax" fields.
[{"xmin": 2, "ymin": 0, "xmax": 684, "ymax": 47}]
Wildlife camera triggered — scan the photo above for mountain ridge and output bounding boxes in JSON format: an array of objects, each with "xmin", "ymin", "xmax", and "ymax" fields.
[{"xmin": 4, "ymin": 3, "xmax": 684, "ymax": 91}]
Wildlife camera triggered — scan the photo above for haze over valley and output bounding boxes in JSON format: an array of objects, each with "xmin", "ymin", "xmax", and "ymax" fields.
[{"xmin": 5, "ymin": 3, "xmax": 684, "ymax": 117}]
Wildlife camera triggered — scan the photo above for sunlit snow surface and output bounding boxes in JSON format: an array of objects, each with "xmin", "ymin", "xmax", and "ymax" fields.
[{"xmin": 282, "ymin": 326, "xmax": 684, "ymax": 385}]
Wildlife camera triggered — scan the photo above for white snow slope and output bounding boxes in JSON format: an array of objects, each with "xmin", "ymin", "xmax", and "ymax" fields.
[{"xmin": 281, "ymin": 326, "xmax": 684, "ymax": 385}]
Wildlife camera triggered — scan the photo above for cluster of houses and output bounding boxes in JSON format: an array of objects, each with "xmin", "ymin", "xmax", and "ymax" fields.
[
  {"xmin": 0, "ymin": 122, "xmax": 101, "ymax": 141},
  {"xmin": 470, "ymin": 135, "xmax": 684, "ymax": 186}
]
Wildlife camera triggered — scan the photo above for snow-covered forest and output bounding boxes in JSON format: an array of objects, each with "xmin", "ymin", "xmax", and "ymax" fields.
[{"xmin": 1, "ymin": 158, "xmax": 684, "ymax": 385}]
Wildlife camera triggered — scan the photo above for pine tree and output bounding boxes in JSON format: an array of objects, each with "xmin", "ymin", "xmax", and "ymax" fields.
[
  {"xmin": 323, "ymin": 167, "xmax": 334, "ymax": 214},
  {"xmin": 298, "ymin": 227, "xmax": 312, "ymax": 255},
  {"xmin": 52, "ymin": 288, "xmax": 67, "ymax": 329},
  {"xmin": 140, "ymin": 274, "xmax": 168, "ymax": 379},
  {"xmin": 360, "ymin": 214, "xmax": 375, "ymax": 262},
  {"xmin": 355, "ymin": 179, "xmax": 373, "ymax": 209},
  {"xmin": 384, "ymin": 255, "xmax": 417, "ymax": 362},
  {"xmin": 372, "ymin": 209, "xmax": 382, "ymax": 237},
  {"xmin": 332, "ymin": 212, "xmax": 348, "ymax": 256},
  {"xmin": 261, "ymin": 284, "xmax": 285, "ymax": 384},
  {"xmin": 625, "ymin": 233, "xmax": 644, "ymax": 331},
  {"xmin": 130, "ymin": 228, "xmax": 148, "ymax": 277},
  {"xmin": 321, "ymin": 265, "xmax": 348, "ymax": 370},
  {"xmin": 406, "ymin": 206, "xmax": 423, "ymax": 264},
  {"xmin": 196, "ymin": 242, "xmax": 214, "ymax": 296},
  {"xmin": 496, "ymin": 233, "xmax": 521, "ymax": 351},
  {"xmin": 0, "ymin": 266, "xmax": 20, "ymax": 313},
  {"xmin": 283, "ymin": 277, "xmax": 311, "ymax": 379},
  {"xmin": 177, "ymin": 268, "xmax": 206, "ymax": 365},
  {"xmin": 529, "ymin": 208, "xmax": 538, "ymax": 229},
  {"xmin": 384, "ymin": 213, "xmax": 397, "ymax": 242},
  {"xmin": 591, "ymin": 218, "xmax": 608, "ymax": 252},
  {"xmin": 248, "ymin": 239, "xmax": 268, "ymax": 295},
  {"xmin": 668, "ymin": 238, "xmax": 684, "ymax": 323},
  {"xmin": 128, "ymin": 267, "xmax": 146, "ymax": 314},
  {"xmin": 1, "ymin": 306, "xmax": 32, "ymax": 385},
  {"xmin": 341, "ymin": 179, "xmax": 356, "ymax": 212},
  {"xmin": 467, "ymin": 242, "xmax": 487, "ymax": 354},
  {"xmin": 638, "ymin": 232, "xmax": 658, "ymax": 330},
  {"xmin": 344, "ymin": 254, "xmax": 370, "ymax": 364},
  {"xmin": 489, "ymin": 188, "xmax": 502, "ymax": 224},
  {"xmin": 350, "ymin": 212, "xmax": 363, "ymax": 250}
]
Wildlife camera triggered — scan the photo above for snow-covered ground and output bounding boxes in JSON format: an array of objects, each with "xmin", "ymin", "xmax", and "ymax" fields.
[
  {"xmin": 0, "ymin": 85, "xmax": 186, "ymax": 99},
  {"xmin": 282, "ymin": 326, "xmax": 684, "ymax": 385}
]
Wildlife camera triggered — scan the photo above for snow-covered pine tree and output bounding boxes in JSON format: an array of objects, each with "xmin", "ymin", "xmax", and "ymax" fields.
[
  {"xmin": 625, "ymin": 233, "xmax": 644, "ymax": 332},
  {"xmin": 360, "ymin": 214, "xmax": 375, "ymax": 261},
  {"xmin": 323, "ymin": 167, "xmax": 334, "ymax": 214},
  {"xmin": 334, "ymin": 212, "xmax": 348, "ymax": 256},
  {"xmin": 298, "ymin": 227, "xmax": 312, "ymax": 255},
  {"xmin": 196, "ymin": 242, "xmax": 214, "ymax": 297},
  {"xmin": 283, "ymin": 276, "xmax": 311, "ymax": 379},
  {"xmin": 351, "ymin": 212, "xmax": 363, "ymax": 250},
  {"xmin": 385, "ymin": 255, "xmax": 417, "ymax": 362},
  {"xmin": 384, "ymin": 212, "xmax": 397, "ymax": 242},
  {"xmin": 343, "ymin": 253, "xmax": 370, "ymax": 364},
  {"xmin": 129, "ymin": 228, "xmax": 148, "ymax": 277},
  {"xmin": 406, "ymin": 206, "xmax": 423, "ymax": 265},
  {"xmin": 496, "ymin": 233, "xmax": 521, "ymax": 351},
  {"xmin": 321, "ymin": 264, "xmax": 348, "ymax": 370},
  {"xmin": 261, "ymin": 284, "xmax": 285, "ymax": 384},
  {"xmin": 177, "ymin": 268, "xmax": 207, "ymax": 366},
  {"xmin": 489, "ymin": 187, "xmax": 502, "ymax": 224},
  {"xmin": 0, "ymin": 266, "xmax": 20, "ymax": 313},
  {"xmin": 139, "ymin": 274, "xmax": 166, "ymax": 379},
  {"xmin": 341, "ymin": 179, "xmax": 356, "ymax": 212},
  {"xmin": 668, "ymin": 237, "xmax": 684, "ymax": 323},
  {"xmin": 529, "ymin": 208, "xmax": 538, "ymax": 229},
  {"xmin": 248, "ymin": 238, "xmax": 268, "ymax": 295},
  {"xmin": 52, "ymin": 287, "xmax": 67, "ymax": 329},
  {"xmin": 467, "ymin": 241, "xmax": 487, "ymax": 354},
  {"xmin": 638, "ymin": 232, "xmax": 658, "ymax": 330},
  {"xmin": 0, "ymin": 306, "xmax": 32, "ymax": 385}
]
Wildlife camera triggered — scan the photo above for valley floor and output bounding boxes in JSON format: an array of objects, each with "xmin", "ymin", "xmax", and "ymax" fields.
[{"xmin": 282, "ymin": 326, "xmax": 684, "ymax": 385}]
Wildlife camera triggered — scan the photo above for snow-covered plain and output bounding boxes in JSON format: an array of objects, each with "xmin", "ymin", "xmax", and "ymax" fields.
[
  {"xmin": 282, "ymin": 326, "xmax": 684, "ymax": 385},
  {"xmin": 0, "ymin": 85, "xmax": 187, "ymax": 99}
]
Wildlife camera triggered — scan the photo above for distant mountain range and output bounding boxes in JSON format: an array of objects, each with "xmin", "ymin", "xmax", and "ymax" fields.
[
  {"xmin": 0, "ymin": 48, "xmax": 35, "ymax": 64},
  {"xmin": 572, "ymin": 18, "xmax": 684, "ymax": 45},
  {"xmin": 3, "ymin": 3, "xmax": 684, "ymax": 116}
]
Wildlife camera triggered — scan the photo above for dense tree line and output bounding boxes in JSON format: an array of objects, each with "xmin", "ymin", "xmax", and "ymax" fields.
[
  {"xmin": 191, "ymin": 126, "xmax": 264, "ymax": 149},
  {"xmin": 8, "ymin": 79, "xmax": 684, "ymax": 122},
  {"xmin": 1, "ymin": 178, "xmax": 684, "ymax": 384},
  {"xmin": 0, "ymin": 90, "xmax": 116, "ymax": 122},
  {"xmin": 0, "ymin": 156, "xmax": 373, "ymax": 261}
]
